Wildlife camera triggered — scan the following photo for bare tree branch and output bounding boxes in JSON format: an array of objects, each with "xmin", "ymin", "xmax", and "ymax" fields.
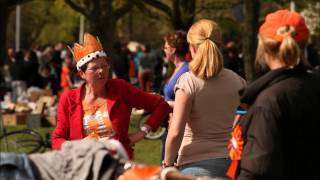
[
  {"xmin": 134, "ymin": 0, "xmax": 196, "ymax": 30},
  {"xmin": 138, "ymin": 0, "xmax": 173, "ymax": 18},
  {"xmin": 179, "ymin": 0, "xmax": 196, "ymax": 19},
  {"xmin": 132, "ymin": 0, "xmax": 165, "ymax": 20},
  {"xmin": 115, "ymin": 1, "xmax": 133, "ymax": 20},
  {"xmin": 197, "ymin": 0, "xmax": 243, "ymax": 13},
  {"xmin": 1, "ymin": 0, "xmax": 32, "ymax": 7},
  {"xmin": 64, "ymin": 0, "xmax": 89, "ymax": 17},
  {"xmin": 172, "ymin": 0, "xmax": 181, "ymax": 26}
]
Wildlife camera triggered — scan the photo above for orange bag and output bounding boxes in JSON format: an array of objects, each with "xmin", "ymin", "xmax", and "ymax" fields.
[{"xmin": 117, "ymin": 165, "xmax": 161, "ymax": 180}]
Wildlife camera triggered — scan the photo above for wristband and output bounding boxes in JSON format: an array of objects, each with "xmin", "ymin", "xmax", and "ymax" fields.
[
  {"xmin": 140, "ymin": 124, "xmax": 151, "ymax": 134},
  {"xmin": 160, "ymin": 167, "xmax": 178, "ymax": 180},
  {"xmin": 161, "ymin": 160, "xmax": 174, "ymax": 168}
]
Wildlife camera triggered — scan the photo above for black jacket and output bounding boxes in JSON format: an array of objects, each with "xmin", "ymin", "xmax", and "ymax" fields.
[{"xmin": 237, "ymin": 66, "xmax": 320, "ymax": 180}]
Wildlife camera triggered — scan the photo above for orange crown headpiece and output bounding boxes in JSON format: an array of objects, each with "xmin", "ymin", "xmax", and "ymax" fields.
[{"xmin": 71, "ymin": 33, "xmax": 107, "ymax": 70}]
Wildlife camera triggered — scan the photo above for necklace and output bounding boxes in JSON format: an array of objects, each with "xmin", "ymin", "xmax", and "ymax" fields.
[
  {"xmin": 82, "ymin": 98, "xmax": 107, "ymax": 114},
  {"xmin": 83, "ymin": 98, "xmax": 105, "ymax": 106}
]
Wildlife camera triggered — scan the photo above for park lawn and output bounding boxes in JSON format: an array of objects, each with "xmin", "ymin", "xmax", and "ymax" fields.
[
  {"xmin": 134, "ymin": 138, "xmax": 161, "ymax": 165},
  {"xmin": 0, "ymin": 114, "xmax": 161, "ymax": 165},
  {"xmin": 129, "ymin": 114, "xmax": 161, "ymax": 165}
]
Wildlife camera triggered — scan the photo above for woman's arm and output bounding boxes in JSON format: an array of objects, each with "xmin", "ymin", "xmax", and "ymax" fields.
[
  {"xmin": 121, "ymin": 80, "xmax": 171, "ymax": 131},
  {"xmin": 51, "ymin": 92, "xmax": 70, "ymax": 150},
  {"xmin": 164, "ymin": 89, "xmax": 192, "ymax": 166},
  {"xmin": 127, "ymin": 125, "xmax": 150, "ymax": 146}
]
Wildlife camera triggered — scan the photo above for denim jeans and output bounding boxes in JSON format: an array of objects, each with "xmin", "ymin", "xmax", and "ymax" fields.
[
  {"xmin": 0, "ymin": 153, "xmax": 35, "ymax": 180},
  {"xmin": 179, "ymin": 158, "xmax": 230, "ymax": 178}
]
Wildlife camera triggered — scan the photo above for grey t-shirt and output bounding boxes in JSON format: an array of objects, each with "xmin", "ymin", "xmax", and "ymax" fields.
[{"xmin": 174, "ymin": 68, "xmax": 246, "ymax": 165}]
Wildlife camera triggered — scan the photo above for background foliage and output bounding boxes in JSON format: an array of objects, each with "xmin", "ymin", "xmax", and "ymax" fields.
[
  {"xmin": 6, "ymin": 0, "xmax": 79, "ymax": 48},
  {"xmin": 2, "ymin": 0, "xmax": 320, "ymax": 80}
]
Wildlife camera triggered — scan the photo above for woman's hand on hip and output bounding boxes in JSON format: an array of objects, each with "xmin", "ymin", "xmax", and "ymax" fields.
[{"xmin": 128, "ymin": 131, "xmax": 146, "ymax": 147}]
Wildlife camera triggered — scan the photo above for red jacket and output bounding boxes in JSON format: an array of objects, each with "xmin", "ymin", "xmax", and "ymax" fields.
[{"xmin": 52, "ymin": 79, "xmax": 170, "ymax": 159}]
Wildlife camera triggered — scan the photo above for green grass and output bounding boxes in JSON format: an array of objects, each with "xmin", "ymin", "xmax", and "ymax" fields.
[
  {"xmin": 134, "ymin": 139, "xmax": 161, "ymax": 165},
  {"xmin": 129, "ymin": 114, "xmax": 161, "ymax": 165},
  {"xmin": 0, "ymin": 125, "xmax": 53, "ymax": 137},
  {"xmin": 0, "ymin": 114, "xmax": 161, "ymax": 165}
]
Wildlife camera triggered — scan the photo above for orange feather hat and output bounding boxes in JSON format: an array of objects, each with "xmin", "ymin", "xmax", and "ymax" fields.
[{"xmin": 70, "ymin": 33, "xmax": 107, "ymax": 70}]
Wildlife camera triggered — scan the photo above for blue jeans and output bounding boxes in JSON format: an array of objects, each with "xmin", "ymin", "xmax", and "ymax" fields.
[
  {"xmin": 0, "ymin": 153, "xmax": 35, "ymax": 180},
  {"xmin": 179, "ymin": 158, "xmax": 230, "ymax": 178}
]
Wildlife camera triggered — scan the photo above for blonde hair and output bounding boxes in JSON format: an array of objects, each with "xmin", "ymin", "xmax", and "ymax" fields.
[
  {"xmin": 256, "ymin": 30, "xmax": 303, "ymax": 68},
  {"xmin": 187, "ymin": 19, "xmax": 223, "ymax": 80}
]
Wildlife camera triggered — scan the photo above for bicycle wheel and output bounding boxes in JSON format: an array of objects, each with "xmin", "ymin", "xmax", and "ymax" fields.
[
  {"xmin": 139, "ymin": 114, "xmax": 166, "ymax": 140},
  {"xmin": 0, "ymin": 129, "xmax": 43, "ymax": 154}
]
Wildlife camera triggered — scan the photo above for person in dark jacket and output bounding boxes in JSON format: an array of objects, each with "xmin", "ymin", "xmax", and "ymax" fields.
[
  {"xmin": 236, "ymin": 9, "xmax": 320, "ymax": 180},
  {"xmin": 110, "ymin": 41, "xmax": 130, "ymax": 82}
]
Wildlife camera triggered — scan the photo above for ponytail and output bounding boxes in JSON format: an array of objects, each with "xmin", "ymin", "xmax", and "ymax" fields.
[
  {"xmin": 187, "ymin": 19, "xmax": 223, "ymax": 80},
  {"xmin": 257, "ymin": 34, "xmax": 302, "ymax": 68},
  {"xmin": 189, "ymin": 39, "xmax": 223, "ymax": 79},
  {"xmin": 279, "ymin": 36, "xmax": 300, "ymax": 67}
]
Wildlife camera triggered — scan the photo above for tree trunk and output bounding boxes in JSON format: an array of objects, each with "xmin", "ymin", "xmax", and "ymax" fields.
[
  {"xmin": 0, "ymin": 6, "xmax": 11, "ymax": 66},
  {"xmin": 0, "ymin": 0, "xmax": 31, "ymax": 66},
  {"xmin": 242, "ymin": 0, "xmax": 260, "ymax": 82},
  {"xmin": 136, "ymin": 0, "xmax": 195, "ymax": 31},
  {"xmin": 85, "ymin": 1, "xmax": 118, "ymax": 55},
  {"xmin": 171, "ymin": 0, "xmax": 195, "ymax": 31},
  {"xmin": 87, "ymin": 16, "xmax": 117, "ymax": 56}
]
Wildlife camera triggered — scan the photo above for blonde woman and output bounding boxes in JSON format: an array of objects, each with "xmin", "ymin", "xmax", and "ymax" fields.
[
  {"xmin": 163, "ymin": 19, "xmax": 246, "ymax": 178},
  {"xmin": 236, "ymin": 10, "xmax": 320, "ymax": 180}
]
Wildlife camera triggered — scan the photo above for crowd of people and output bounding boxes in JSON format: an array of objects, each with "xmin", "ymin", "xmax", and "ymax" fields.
[
  {"xmin": 0, "ymin": 29, "xmax": 248, "ymax": 104},
  {"xmin": 0, "ymin": 42, "xmax": 76, "ymax": 101},
  {"xmin": 1, "ymin": 9, "xmax": 320, "ymax": 180}
]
